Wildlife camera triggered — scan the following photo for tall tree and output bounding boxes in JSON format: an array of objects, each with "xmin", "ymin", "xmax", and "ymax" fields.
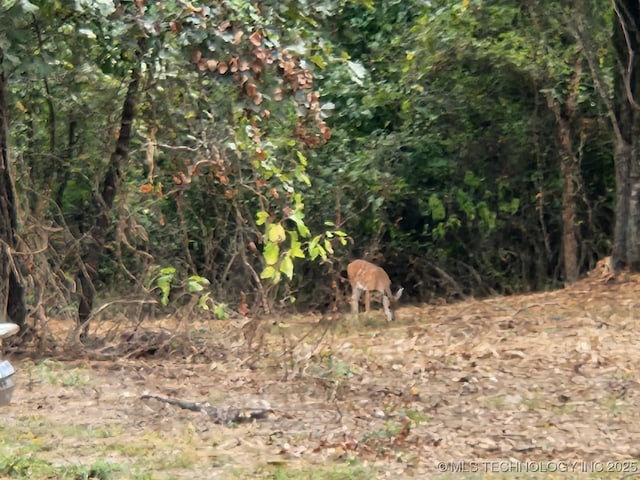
[
  {"xmin": 0, "ymin": 48, "xmax": 26, "ymax": 328},
  {"xmin": 611, "ymin": 0, "xmax": 640, "ymax": 270}
]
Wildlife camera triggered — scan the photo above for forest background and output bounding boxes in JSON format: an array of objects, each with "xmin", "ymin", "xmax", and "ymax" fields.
[{"xmin": 0, "ymin": 0, "xmax": 638, "ymax": 338}]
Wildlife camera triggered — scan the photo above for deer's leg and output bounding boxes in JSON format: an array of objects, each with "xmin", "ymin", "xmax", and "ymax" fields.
[
  {"xmin": 364, "ymin": 290, "xmax": 371, "ymax": 313},
  {"xmin": 351, "ymin": 287, "xmax": 362, "ymax": 316},
  {"xmin": 382, "ymin": 294, "xmax": 393, "ymax": 322}
]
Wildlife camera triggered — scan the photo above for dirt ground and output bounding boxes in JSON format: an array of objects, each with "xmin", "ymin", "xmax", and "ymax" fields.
[{"xmin": 2, "ymin": 274, "xmax": 640, "ymax": 479}]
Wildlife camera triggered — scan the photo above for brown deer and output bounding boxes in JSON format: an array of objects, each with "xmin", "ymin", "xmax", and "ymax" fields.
[
  {"xmin": 347, "ymin": 259, "xmax": 403, "ymax": 321},
  {"xmin": 588, "ymin": 256, "xmax": 615, "ymax": 282}
]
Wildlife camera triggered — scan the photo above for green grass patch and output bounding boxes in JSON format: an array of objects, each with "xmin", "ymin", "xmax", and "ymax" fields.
[
  {"xmin": 0, "ymin": 454, "xmax": 126, "ymax": 480},
  {"xmin": 27, "ymin": 359, "xmax": 91, "ymax": 388},
  {"xmin": 263, "ymin": 461, "xmax": 373, "ymax": 480}
]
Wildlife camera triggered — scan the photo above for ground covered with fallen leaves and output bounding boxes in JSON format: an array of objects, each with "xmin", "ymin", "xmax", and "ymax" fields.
[{"xmin": 2, "ymin": 275, "xmax": 640, "ymax": 479}]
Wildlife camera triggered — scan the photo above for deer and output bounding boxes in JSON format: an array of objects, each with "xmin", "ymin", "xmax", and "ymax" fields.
[
  {"xmin": 588, "ymin": 255, "xmax": 615, "ymax": 282},
  {"xmin": 347, "ymin": 259, "xmax": 404, "ymax": 321}
]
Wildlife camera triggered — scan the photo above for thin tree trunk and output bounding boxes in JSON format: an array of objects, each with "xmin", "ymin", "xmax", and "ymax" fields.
[
  {"xmin": 612, "ymin": 140, "xmax": 631, "ymax": 266},
  {"xmin": 0, "ymin": 50, "xmax": 26, "ymax": 328},
  {"xmin": 77, "ymin": 59, "xmax": 143, "ymax": 336},
  {"xmin": 560, "ymin": 157, "xmax": 579, "ymax": 282},
  {"xmin": 545, "ymin": 59, "xmax": 583, "ymax": 283}
]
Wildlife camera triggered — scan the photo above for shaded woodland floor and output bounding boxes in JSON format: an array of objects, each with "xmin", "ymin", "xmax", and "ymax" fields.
[{"xmin": 1, "ymin": 274, "xmax": 640, "ymax": 478}]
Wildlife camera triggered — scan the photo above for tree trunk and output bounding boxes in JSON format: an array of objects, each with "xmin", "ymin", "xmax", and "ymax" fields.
[
  {"xmin": 77, "ymin": 60, "xmax": 142, "ymax": 336},
  {"xmin": 0, "ymin": 50, "xmax": 26, "ymax": 328},
  {"xmin": 560, "ymin": 156, "xmax": 579, "ymax": 282},
  {"xmin": 612, "ymin": 140, "xmax": 631, "ymax": 266},
  {"xmin": 545, "ymin": 59, "xmax": 583, "ymax": 283},
  {"xmin": 611, "ymin": 0, "xmax": 640, "ymax": 271}
]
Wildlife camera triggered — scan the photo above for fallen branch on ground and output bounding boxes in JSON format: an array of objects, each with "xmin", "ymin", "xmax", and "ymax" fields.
[{"xmin": 140, "ymin": 394, "xmax": 275, "ymax": 424}]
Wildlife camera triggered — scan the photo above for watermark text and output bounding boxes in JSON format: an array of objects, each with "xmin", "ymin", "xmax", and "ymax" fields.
[{"xmin": 436, "ymin": 460, "xmax": 638, "ymax": 474}]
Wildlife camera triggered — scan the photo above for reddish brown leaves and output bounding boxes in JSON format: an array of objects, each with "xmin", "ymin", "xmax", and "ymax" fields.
[
  {"xmin": 255, "ymin": 148, "xmax": 267, "ymax": 161},
  {"xmin": 139, "ymin": 183, "xmax": 154, "ymax": 194},
  {"xmin": 319, "ymin": 121, "xmax": 331, "ymax": 141},
  {"xmin": 189, "ymin": 25, "xmax": 330, "ymax": 148},
  {"xmin": 173, "ymin": 172, "xmax": 190, "ymax": 185},
  {"xmin": 206, "ymin": 59, "xmax": 219, "ymax": 71},
  {"xmin": 245, "ymin": 83, "xmax": 263, "ymax": 105},
  {"xmin": 249, "ymin": 30, "xmax": 262, "ymax": 47},
  {"xmin": 245, "ymin": 82, "xmax": 258, "ymax": 98},
  {"xmin": 251, "ymin": 48, "xmax": 269, "ymax": 62},
  {"xmin": 169, "ymin": 21, "xmax": 182, "ymax": 34}
]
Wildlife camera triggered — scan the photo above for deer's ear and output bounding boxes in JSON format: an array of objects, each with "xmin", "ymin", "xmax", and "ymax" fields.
[{"xmin": 395, "ymin": 287, "xmax": 404, "ymax": 301}]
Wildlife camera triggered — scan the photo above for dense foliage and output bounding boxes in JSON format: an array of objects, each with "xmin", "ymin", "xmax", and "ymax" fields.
[{"xmin": 0, "ymin": 0, "xmax": 626, "ymax": 330}]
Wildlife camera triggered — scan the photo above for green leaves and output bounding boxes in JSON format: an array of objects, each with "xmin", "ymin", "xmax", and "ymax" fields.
[
  {"xmin": 151, "ymin": 267, "xmax": 227, "ymax": 316},
  {"xmin": 266, "ymin": 223, "xmax": 286, "ymax": 243},
  {"xmin": 263, "ymin": 242, "xmax": 280, "ymax": 266},
  {"xmin": 14, "ymin": 0, "xmax": 38, "ymax": 13},
  {"xmin": 258, "ymin": 214, "xmax": 320, "ymax": 282},
  {"xmin": 75, "ymin": 0, "xmax": 115, "ymax": 16},
  {"xmin": 347, "ymin": 60, "xmax": 367, "ymax": 86},
  {"xmin": 254, "ymin": 145, "xmax": 345, "ymax": 286},
  {"xmin": 187, "ymin": 275, "xmax": 210, "ymax": 293},
  {"xmin": 260, "ymin": 265, "xmax": 278, "ymax": 281},
  {"xmin": 308, "ymin": 235, "xmax": 327, "ymax": 261},
  {"xmin": 279, "ymin": 255, "xmax": 294, "ymax": 280},
  {"xmin": 257, "ymin": 197, "xmax": 347, "ymax": 283},
  {"xmin": 428, "ymin": 194, "xmax": 446, "ymax": 221},
  {"xmin": 154, "ymin": 267, "xmax": 212, "ymax": 305},
  {"xmin": 155, "ymin": 267, "xmax": 177, "ymax": 306}
]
